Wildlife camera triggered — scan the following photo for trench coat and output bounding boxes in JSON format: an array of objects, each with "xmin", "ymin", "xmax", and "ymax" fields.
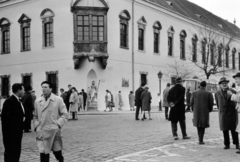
[
  {"xmin": 167, "ymin": 84, "xmax": 186, "ymax": 122},
  {"xmin": 129, "ymin": 94, "xmax": 135, "ymax": 107},
  {"xmin": 230, "ymin": 90, "xmax": 240, "ymax": 132},
  {"xmin": 33, "ymin": 93, "xmax": 68, "ymax": 153},
  {"xmin": 191, "ymin": 88, "xmax": 213, "ymax": 128},
  {"xmin": 215, "ymin": 89, "xmax": 238, "ymax": 131},
  {"xmin": 140, "ymin": 90, "xmax": 152, "ymax": 111},
  {"xmin": 69, "ymin": 92, "xmax": 79, "ymax": 112},
  {"xmin": 118, "ymin": 93, "xmax": 123, "ymax": 107},
  {"xmin": 163, "ymin": 87, "xmax": 170, "ymax": 107}
]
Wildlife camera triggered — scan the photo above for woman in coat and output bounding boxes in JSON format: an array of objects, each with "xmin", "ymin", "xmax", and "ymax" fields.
[
  {"xmin": 163, "ymin": 83, "xmax": 171, "ymax": 120},
  {"xmin": 215, "ymin": 77, "xmax": 239, "ymax": 149},
  {"xmin": 140, "ymin": 86, "xmax": 152, "ymax": 120},
  {"xmin": 69, "ymin": 87, "xmax": 79, "ymax": 120},
  {"xmin": 118, "ymin": 91, "xmax": 123, "ymax": 111},
  {"xmin": 129, "ymin": 91, "xmax": 135, "ymax": 111}
]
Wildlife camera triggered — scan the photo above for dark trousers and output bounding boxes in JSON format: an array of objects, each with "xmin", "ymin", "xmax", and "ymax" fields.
[
  {"xmin": 171, "ymin": 120, "xmax": 187, "ymax": 137},
  {"xmin": 83, "ymin": 100, "xmax": 86, "ymax": 111},
  {"xmin": 223, "ymin": 130, "xmax": 239, "ymax": 146},
  {"xmin": 197, "ymin": 127, "xmax": 205, "ymax": 142},
  {"xmin": 3, "ymin": 130, "xmax": 23, "ymax": 162},
  {"xmin": 40, "ymin": 151, "xmax": 64, "ymax": 162},
  {"xmin": 159, "ymin": 102, "xmax": 162, "ymax": 111},
  {"xmin": 165, "ymin": 107, "xmax": 169, "ymax": 119},
  {"xmin": 135, "ymin": 106, "xmax": 146, "ymax": 119},
  {"xmin": 23, "ymin": 118, "xmax": 31, "ymax": 131}
]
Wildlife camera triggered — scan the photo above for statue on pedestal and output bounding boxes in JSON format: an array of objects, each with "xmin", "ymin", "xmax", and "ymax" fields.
[{"xmin": 89, "ymin": 81, "xmax": 98, "ymax": 102}]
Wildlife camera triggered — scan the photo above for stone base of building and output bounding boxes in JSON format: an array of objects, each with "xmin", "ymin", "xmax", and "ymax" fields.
[{"xmin": 87, "ymin": 101, "xmax": 98, "ymax": 111}]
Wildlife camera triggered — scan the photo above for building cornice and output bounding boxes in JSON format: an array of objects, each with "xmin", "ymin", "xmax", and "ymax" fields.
[{"xmin": 0, "ymin": 0, "xmax": 37, "ymax": 9}]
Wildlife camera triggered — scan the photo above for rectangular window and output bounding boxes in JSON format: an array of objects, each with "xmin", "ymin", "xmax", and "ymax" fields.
[
  {"xmin": 226, "ymin": 50, "xmax": 229, "ymax": 68},
  {"xmin": 239, "ymin": 53, "xmax": 240, "ymax": 70},
  {"xmin": 22, "ymin": 27, "xmax": 30, "ymax": 51},
  {"xmin": 180, "ymin": 39, "xmax": 185, "ymax": 59},
  {"xmin": 22, "ymin": 75, "xmax": 31, "ymax": 87},
  {"xmin": 1, "ymin": 77, "xmax": 9, "ymax": 97},
  {"xmin": 47, "ymin": 74, "xmax": 57, "ymax": 95},
  {"xmin": 218, "ymin": 48, "xmax": 222, "ymax": 67},
  {"xmin": 77, "ymin": 15, "xmax": 89, "ymax": 41},
  {"xmin": 192, "ymin": 41, "xmax": 197, "ymax": 62},
  {"xmin": 2, "ymin": 30, "xmax": 10, "ymax": 53},
  {"xmin": 202, "ymin": 43, "xmax": 206, "ymax": 64},
  {"xmin": 168, "ymin": 36, "xmax": 173, "ymax": 56},
  {"xmin": 138, "ymin": 29, "xmax": 144, "ymax": 50},
  {"xmin": 154, "ymin": 33, "xmax": 159, "ymax": 53},
  {"xmin": 233, "ymin": 53, "xmax": 235, "ymax": 69},
  {"xmin": 210, "ymin": 45, "xmax": 214, "ymax": 65},
  {"xmin": 120, "ymin": 23, "xmax": 127, "ymax": 47},
  {"xmin": 92, "ymin": 16, "xmax": 104, "ymax": 41},
  {"xmin": 44, "ymin": 22, "xmax": 53, "ymax": 47},
  {"xmin": 141, "ymin": 74, "xmax": 147, "ymax": 86}
]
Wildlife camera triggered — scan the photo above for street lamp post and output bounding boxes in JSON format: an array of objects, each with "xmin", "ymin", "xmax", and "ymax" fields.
[{"xmin": 157, "ymin": 71, "xmax": 163, "ymax": 111}]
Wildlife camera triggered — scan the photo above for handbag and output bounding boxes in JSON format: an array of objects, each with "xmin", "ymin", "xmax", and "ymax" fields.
[{"xmin": 109, "ymin": 102, "xmax": 115, "ymax": 107}]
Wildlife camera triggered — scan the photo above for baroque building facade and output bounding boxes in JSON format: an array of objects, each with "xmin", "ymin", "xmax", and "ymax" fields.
[{"xmin": 0, "ymin": 0, "xmax": 240, "ymax": 110}]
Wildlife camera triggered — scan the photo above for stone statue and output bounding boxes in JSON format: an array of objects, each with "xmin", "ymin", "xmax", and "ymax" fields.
[{"xmin": 89, "ymin": 81, "xmax": 98, "ymax": 102}]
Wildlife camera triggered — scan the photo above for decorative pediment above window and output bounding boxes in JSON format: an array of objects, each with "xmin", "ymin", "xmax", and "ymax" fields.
[
  {"xmin": 0, "ymin": 17, "xmax": 10, "ymax": 30},
  {"xmin": 72, "ymin": 0, "xmax": 108, "ymax": 8},
  {"xmin": 21, "ymin": 73, "xmax": 32, "ymax": 77},
  {"xmin": 137, "ymin": 16, "xmax": 147, "ymax": 29},
  {"xmin": 232, "ymin": 48, "xmax": 236, "ymax": 53},
  {"xmin": 18, "ymin": 14, "xmax": 31, "ymax": 24},
  {"xmin": 0, "ymin": 74, "xmax": 10, "ymax": 78},
  {"xmin": 139, "ymin": 71, "xmax": 148, "ymax": 75},
  {"xmin": 180, "ymin": 30, "xmax": 187, "ymax": 38},
  {"xmin": 46, "ymin": 71, "xmax": 58, "ymax": 75},
  {"xmin": 192, "ymin": 34, "xmax": 198, "ymax": 41}
]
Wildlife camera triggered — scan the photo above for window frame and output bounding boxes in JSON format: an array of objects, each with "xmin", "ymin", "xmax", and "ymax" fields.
[
  {"xmin": 139, "ymin": 71, "xmax": 148, "ymax": 86},
  {"xmin": 92, "ymin": 15, "xmax": 104, "ymax": 41},
  {"xmin": 0, "ymin": 75, "xmax": 10, "ymax": 98},
  {"xmin": 153, "ymin": 21, "xmax": 161, "ymax": 54},
  {"xmin": 137, "ymin": 16, "xmax": 147, "ymax": 52},
  {"xmin": 21, "ymin": 73, "xmax": 32, "ymax": 88},
  {"xmin": 167, "ymin": 26, "xmax": 175, "ymax": 57},
  {"xmin": 179, "ymin": 30, "xmax": 187, "ymax": 60},
  {"xmin": 192, "ymin": 35, "xmax": 198, "ymax": 62},
  {"xmin": 18, "ymin": 14, "xmax": 31, "ymax": 52},
  {"xmin": 77, "ymin": 15, "xmax": 90, "ymax": 41},
  {"xmin": 201, "ymin": 39, "xmax": 207, "ymax": 64},
  {"xmin": 0, "ymin": 18, "xmax": 11, "ymax": 54},
  {"xmin": 232, "ymin": 48, "xmax": 236, "ymax": 70},
  {"xmin": 210, "ymin": 42, "xmax": 215, "ymax": 66},
  {"xmin": 218, "ymin": 45, "xmax": 223, "ymax": 67},
  {"xmin": 119, "ymin": 10, "xmax": 130, "ymax": 49},
  {"xmin": 46, "ymin": 71, "xmax": 58, "ymax": 95},
  {"xmin": 225, "ymin": 47, "xmax": 229, "ymax": 68}
]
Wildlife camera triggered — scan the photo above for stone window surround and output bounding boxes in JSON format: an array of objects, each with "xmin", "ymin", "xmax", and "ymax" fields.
[
  {"xmin": 21, "ymin": 73, "xmax": 32, "ymax": 87},
  {"xmin": 179, "ymin": 30, "xmax": 187, "ymax": 60},
  {"xmin": 0, "ymin": 17, "xmax": 11, "ymax": 54},
  {"xmin": 45, "ymin": 71, "xmax": 58, "ymax": 95},
  {"xmin": 18, "ymin": 14, "xmax": 31, "ymax": 52},
  {"xmin": 191, "ymin": 34, "xmax": 198, "ymax": 62},
  {"xmin": 119, "ymin": 10, "xmax": 131, "ymax": 49},
  {"xmin": 137, "ymin": 16, "xmax": 147, "ymax": 52},
  {"xmin": 167, "ymin": 26, "xmax": 175, "ymax": 57},
  {"xmin": 0, "ymin": 74, "xmax": 10, "ymax": 98},
  {"xmin": 153, "ymin": 21, "xmax": 162, "ymax": 54}
]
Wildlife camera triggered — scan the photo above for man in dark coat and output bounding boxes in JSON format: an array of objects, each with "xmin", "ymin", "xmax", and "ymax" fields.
[
  {"xmin": 185, "ymin": 87, "xmax": 192, "ymax": 112},
  {"xmin": 135, "ymin": 83, "xmax": 146, "ymax": 120},
  {"xmin": 141, "ymin": 85, "xmax": 152, "ymax": 120},
  {"xmin": 1, "ymin": 83, "xmax": 25, "ymax": 162},
  {"xmin": 82, "ymin": 89, "xmax": 87, "ymax": 111},
  {"xmin": 65, "ymin": 84, "xmax": 72, "ymax": 112},
  {"xmin": 191, "ymin": 81, "xmax": 214, "ymax": 144},
  {"xmin": 215, "ymin": 77, "xmax": 239, "ymax": 149},
  {"xmin": 167, "ymin": 77, "xmax": 190, "ymax": 140},
  {"xmin": 22, "ymin": 85, "xmax": 34, "ymax": 133}
]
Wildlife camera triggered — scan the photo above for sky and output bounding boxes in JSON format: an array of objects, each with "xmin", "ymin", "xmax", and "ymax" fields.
[{"xmin": 188, "ymin": 0, "xmax": 240, "ymax": 28}]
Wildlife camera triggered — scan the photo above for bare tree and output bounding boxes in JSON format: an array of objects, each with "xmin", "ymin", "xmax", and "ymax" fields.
[{"xmin": 187, "ymin": 17, "xmax": 235, "ymax": 79}]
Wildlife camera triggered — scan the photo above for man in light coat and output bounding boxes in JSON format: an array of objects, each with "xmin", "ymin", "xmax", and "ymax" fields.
[
  {"xmin": 227, "ymin": 72, "xmax": 240, "ymax": 154},
  {"xmin": 33, "ymin": 81, "xmax": 68, "ymax": 162},
  {"xmin": 191, "ymin": 81, "xmax": 213, "ymax": 145},
  {"xmin": 163, "ymin": 83, "xmax": 171, "ymax": 120}
]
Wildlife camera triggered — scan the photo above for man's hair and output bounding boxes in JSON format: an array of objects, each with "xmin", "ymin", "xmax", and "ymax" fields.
[
  {"xmin": 41, "ymin": 81, "xmax": 53, "ymax": 88},
  {"xmin": 167, "ymin": 83, "xmax": 171, "ymax": 87},
  {"xmin": 12, "ymin": 83, "xmax": 23, "ymax": 93},
  {"xmin": 60, "ymin": 88, "xmax": 64, "ymax": 91},
  {"xmin": 68, "ymin": 84, "xmax": 71, "ymax": 87}
]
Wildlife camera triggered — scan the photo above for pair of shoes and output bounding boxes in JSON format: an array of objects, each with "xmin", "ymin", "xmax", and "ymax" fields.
[
  {"xmin": 236, "ymin": 144, "xmax": 239, "ymax": 149},
  {"xmin": 224, "ymin": 145, "xmax": 230, "ymax": 149},
  {"xmin": 141, "ymin": 118, "xmax": 144, "ymax": 121},
  {"xmin": 174, "ymin": 136, "xmax": 179, "ymax": 140},
  {"xmin": 149, "ymin": 118, "xmax": 152, "ymax": 120},
  {"xmin": 183, "ymin": 136, "xmax": 191, "ymax": 140},
  {"xmin": 236, "ymin": 150, "xmax": 240, "ymax": 154},
  {"xmin": 136, "ymin": 118, "xmax": 140, "ymax": 120},
  {"xmin": 199, "ymin": 141, "xmax": 205, "ymax": 145}
]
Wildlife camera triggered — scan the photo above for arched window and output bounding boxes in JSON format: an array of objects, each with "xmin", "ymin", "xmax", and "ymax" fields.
[
  {"xmin": 210, "ymin": 41, "xmax": 215, "ymax": 65},
  {"xmin": 119, "ymin": 10, "xmax": 131, "ymax": 49},
  {"xmin": 232, "ymin": 48, "xmax": 236, "ymax": 69},
  {"xmin": 201, "ymin": 38, "xmax": 207, "ymax": 64},
  {"xmin": 137, "ymin": 16, "xmax": 147, "ymax": 51},
  {"xmin": 0, "ymin": 18, "xmax": 11, "ymax": 54},
  {"xmin": 167, "ymin": 26, "xmax": 175, "ymax": 56},
  {"xmin": 218, "ymin": 44, "xmax": 223, "ymax": 67},
  {"xmin": 192, "ymin": 34, "xmax": 198, "ymax": 62},
  {"xmin": 40, "ymin": 8, "xmax": 55, "ymax": 48},
  {"xmin": 180, "ymin": 30, "xmax": 187, "ymax": 60},
  {"xmin": 18, "ymin": 14, "xmax": 31, "ymax": 51},
  {"xmin": 225, "ymin": 46, "xmax": 230, "ymax": 68},
  {"xmin": 153, "ymin": 21, "xmax": 162, "ymax": 54}
]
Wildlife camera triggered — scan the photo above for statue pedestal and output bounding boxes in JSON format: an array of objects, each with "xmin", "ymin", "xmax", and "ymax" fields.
[{"xmin": 87, "ymin": 101, "xmax": 98, "ymax": 111}]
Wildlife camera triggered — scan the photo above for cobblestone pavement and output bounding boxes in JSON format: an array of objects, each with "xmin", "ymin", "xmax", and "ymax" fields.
[{"xmin": 0, "ymin": 109, "xmax": 240, "ymax": 162}]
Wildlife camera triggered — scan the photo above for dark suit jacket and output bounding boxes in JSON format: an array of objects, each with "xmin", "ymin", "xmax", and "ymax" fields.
[
  {"xmin": 22, "ymin": 92, "xmax": 34, "ymax": 120},
  {"xmin": 1, "ymin": 95, "xmax": 25, "ymax": 138},
  {"xmin": 135, "ymin": 87, "xmax": 144, "ymax": 107},
  {"xmin": 167, "ymin": 84, "xmax": 186, "ymax": 122}
]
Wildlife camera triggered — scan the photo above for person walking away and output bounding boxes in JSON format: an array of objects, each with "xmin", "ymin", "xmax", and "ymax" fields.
[
  {"xmin": 82, "ymin": 89, "xmax": 87, "ymax": 111},
  {"xmin": 69, "ymin": 87, "xmax": 79, "ymax": 120},
  {"xmin": 118, "ymin": 91, "xmax": 123, "ymax": 111},
  {"xmin": 141, "ymin": 85, "xmax": 152, "ymax": 120},
  {"xmin": 135, "ymin": 83, "xmax": 146, "ymax": 120},
  {"xmin": 109, "ymin": 91, "xmax": 114, "ymax": 111},
  {"xmin": 129, "ymin": 91, "xmax": 135, "ymax": 111},
  {"xmin": 167, "ymin": 77, "xmax": 191, "ymax": 140},
  {"xmin": 65, "ymin": 85, "xmax": 72, "ymax": 112},
  {"xmin": 157, "ymin": 93, "xmax": 162, "ymax": 111},
  {"xmin": 186, "ymin": 87, "xmax": 192, "ymax": 112},
  {"xmin": 191, "ymin": 81, "xmax": 213, "ymax": 145},
  {"xmin": 1, "ymin": 83, "xmax": 25, "ymax": 162},
  {"xmin": 163, "ymin": 83, "xmax": 171, "ymax": 120},
  {"xmin": 33, "ymin": 81, "xmax": 68, "ymax": 162},
  {"xmin": 22, "ymin": 85, "xmax": 34, "ymax": 133},
  {"xmin": 78, "ymin": 92, "xmax": 84, "ymax": 112},
  {"xmin": 216, "ymin": 77, "xmax": 239, "ymax": 150}
]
